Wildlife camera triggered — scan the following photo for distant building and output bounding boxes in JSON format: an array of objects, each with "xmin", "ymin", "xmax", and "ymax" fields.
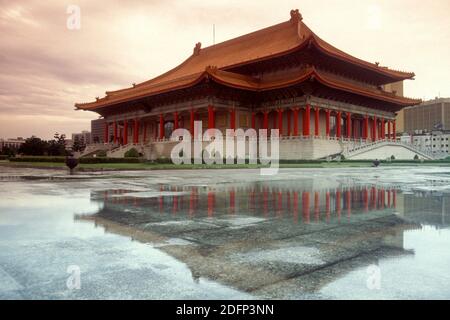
[
  {"xmin": 91, "ymin": 118, "xmax": 106, "ymax": 143},
  {"xmin": 0, "ymin": 137, "xmax": 25, "ymax": 152},
  {"xmin": 72, "ymin": 131, "xmax": 91, "ymax": 147},
  {"xmin": 403, "ymin": 98, "xmax": 450, "ymax": 133},
  {"xmin": 64, "ymin": 139, "xmax": 73, "ymax": 151},
  {"xmin": 400, "ymin": 130, "xmax": 450, "ymax": 158}
]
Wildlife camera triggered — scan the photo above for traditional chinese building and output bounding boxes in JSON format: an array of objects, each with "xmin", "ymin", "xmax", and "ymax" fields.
[{"xmin": 76, "ymin": 9, "xmax": 426, "ymax": 160}]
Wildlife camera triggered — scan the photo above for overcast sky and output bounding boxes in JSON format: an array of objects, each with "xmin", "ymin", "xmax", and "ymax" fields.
[{"xmin": 1, "ymin": 0, "xmax": 449, "ymax": 139}]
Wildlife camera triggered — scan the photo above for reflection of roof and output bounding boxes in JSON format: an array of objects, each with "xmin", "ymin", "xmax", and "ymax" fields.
[
  {"xmin": 75, "ymin": 9, "xmax": 416, "ymax": 111},
  {"xmin": 76, "ymin": 66, "xmax": 420, "ymax": 110}
]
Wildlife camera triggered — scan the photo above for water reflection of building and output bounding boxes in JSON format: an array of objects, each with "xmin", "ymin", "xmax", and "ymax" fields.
[
  {"xmin": 85, "ymin": 183, "xmax": 400, "ymax": 224},
  {"xmin": 76, "ymin": 184, "xmax": 418, "ymax": 296},
  {"xmin": 396, "ymin": 191, "xmax": 450, "ymax": 227}
]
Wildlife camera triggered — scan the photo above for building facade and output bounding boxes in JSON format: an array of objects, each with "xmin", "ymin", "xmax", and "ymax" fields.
[
  {"xmin": 0, "ymin": 138, "xmax": 25, "ymax": 152},
  {"xmin": 400, "ymin": 130, "xmax": 450, "ymax": 158},
  {"xmin": 76, "ymin": 10, "xmax": 421, "ymax": 160},
  {"xmin": 404, "ymin": 98, "xmax": 450, "ymax": 133},
  {"xmin": 71, "ymin": 131, "xmax": 91, "ymax": 147},
  {"xmin": 91, "ymin": 118, "xmax": 106, "ymax": 143}
]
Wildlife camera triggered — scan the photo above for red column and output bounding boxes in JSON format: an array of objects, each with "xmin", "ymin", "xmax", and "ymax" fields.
[
  {"xmin": 230, "ymin": 109, "xmax": 236, "ymax": 130},
  {"xmin": 287, "ymin": 109, "xmax": 291, "ymax": 136},
  {"xmin": 159, "ymin": 114, "xmax": 164, "ymax": 140},
  {"xmin": 207, "ymin": 192, "xmax": 215, "ymax": 217},
  {"xmin": 208, "ymin": 105, "xmax": 215, "ymax": 129},
  {"xmin": 314, "ymin": 107, "xmax": 320, "ymax": 137},
  {"xmin": 372, "ymin": 116, "xmax": 377, "ymax": 141},
  {"xmin": 393, "ymin": 120, "xmax": 396, "ymax": 140},
  {"xmin": 388, "ymin": 121, "xmax": 392, "ymax": 140},
  {"xmin": 336, "ymin": 190, "xmax": 341, "ymax": 220},
  {"xmin": 229, "ymin": 188, "xmax": 235, "ymax": 215},
  {"xmin": 293, "ymin": 108, "xmax": 299, "ymax": 136},
  {"xmin": 381, "ymin": 118, "xmax": 385, "ymax": 139},
  {"xmin": 190, "ymin": 109, "xmax": 195, "ymax": 135},
  {"xmin": 303, "ymin": 105, "xmax": 311, "ymax": 136},
  {"xmin": 174, "ymin": 112, "xmax": 179, "ymax": 130},
  {"xmin": 133, "ymin": 119, "xmax": 139, "ymax": 143},
  {"xmin": 277, "ymin": 109, "xmax": 283, "ymax": 136},
  {"xmin": 104, "ymin": 122, "xmax": 109, "ymax": 143},
  {"xmin": 363, "ymin": 188, "xmax": 369, "ymax": 212},
  {"xmin": 314, "ymin": 192, "xmax": 320, "ymax": 222},
  {"xmin": 346, "ymin": 113, "xmax": 351, "ymax": 139},
  {"xmin": 263, "ymin": 111, "xmax": 269, "ymax": 131},
  {"xmin": 363, "ymin": 116, "xmax": 369, "ymax": 140},
  {"xmin": 346, "ymin": 190, "xmax": 351, "ymax": 218},
  {"xmin": 251, "ymin": 112, "xmax": 256, "ymax": 129},
  {"xmin": 325, "ymin": 110, "xmax": 330, "ymax": 137},
  {"xmin": 336, "ymin": 112, "xmax": 342, "ymax": 138},
  {"xmin": 113, "ymin": 121, "xmax": 118, "ymax": 144},
  {"xmin": 302, "ymin": 192, "xmax": 310, "ymax": 224},
  {"xmin": 123, "ymin": 120, "xmax": 128, "ymax": 144},
  {"xmin": 325, "ymin": 191, "xmax": 331, "ymax": 222}
]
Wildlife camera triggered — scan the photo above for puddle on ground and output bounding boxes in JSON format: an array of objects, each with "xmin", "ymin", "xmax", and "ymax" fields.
[{"xmin": 0, "ymin": 167, "xmax": 450, "ymax": 299}]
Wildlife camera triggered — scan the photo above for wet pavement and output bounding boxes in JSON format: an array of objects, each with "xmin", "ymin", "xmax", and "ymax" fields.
[{"xmin": 0, "ymin": 166, "xmax": 450, "ymax": 299}]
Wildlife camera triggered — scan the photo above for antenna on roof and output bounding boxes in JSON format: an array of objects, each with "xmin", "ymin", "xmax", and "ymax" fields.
[{"xmin": 213, "ymin": 24, "xmax": 215, "ymax": 45}]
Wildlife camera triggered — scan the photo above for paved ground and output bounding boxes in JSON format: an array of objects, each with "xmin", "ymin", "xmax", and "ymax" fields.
[{"xmin": 0, "ymin": 167, "xmax": 450, "ymax": 299}]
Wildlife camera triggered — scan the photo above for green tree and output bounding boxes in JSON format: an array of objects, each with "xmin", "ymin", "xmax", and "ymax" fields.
[
  {"xmin": 19, "ymin": 136, "xmax": 48, "ymax": 156},
  {"xmin": 124, "ymin": 148, "xmax": 139, "ymax": 158},
  {"xmin": 48, "ymin": 133, "xmax": 67, "ymax": 156}
]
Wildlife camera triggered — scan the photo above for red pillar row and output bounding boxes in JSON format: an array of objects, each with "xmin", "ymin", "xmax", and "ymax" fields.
[
  {"xmin": 133, "ymin": 119, "xmax": 139, "ymax": 143},
  {"xmin": 287, "ymin": 110, "xmax": 291, "ymax": 136},
  {"xmin": 263, "ymin": 111, "xmax": 269, "ymax": 131},
  {"xmin": 230, "ymin": 109, "xmax": 236, "ymax": 130},
  {"xmin": 336, "ymin": 112, "xmax": 342, "ymax": 138},
  {"xmin": 293, "ymin": 109, "xmax": 299, "ymax": 136},
  {"xmin": 303, "ymin": 105, "xmax": 311, "ymax": 137},
  {"xmin": 277, "ymin": 109, "xmax": 283, "ymax": 136},
  {"xmin": 388, "ymin": 121, "xmax": 392, "ymax": 140},
  {"xmin": 346, "ymin": 112, "xmax": 351, "ymax": 139},
  {"xmin": 372, "ymin": 116, "xmax": 377, "ymax": 141},
  {"xmin": 363, "ymin": 116, "xmax": 369, "ymax": 140},
  {"xmin": 113, "ymin": 121, "xmax": 118, "ymax": 144},
  {"xmin": 123, "ymin": 120, "xmax": 128, "ymax": 144},
  {"xmin": 393, "ymin": 120, "xmax": 396, "ymax": 140},
  {"xmin": 314, "ymin": 108, "xmax": 320, "ymax": 137},
  {"xmin": 325, "ymin": 110, "xmax": 330, "ymax": 137}
]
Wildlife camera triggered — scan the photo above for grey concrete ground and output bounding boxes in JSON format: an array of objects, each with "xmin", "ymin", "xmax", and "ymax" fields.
[{"xmin": 0, "ymin": 166, "xmax": 450, "ymax": 299}]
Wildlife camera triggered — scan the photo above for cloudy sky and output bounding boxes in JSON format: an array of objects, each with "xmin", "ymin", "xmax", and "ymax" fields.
[{"xmin": 1, "ymin": 0, "xmax": 449, "ymax": 139}]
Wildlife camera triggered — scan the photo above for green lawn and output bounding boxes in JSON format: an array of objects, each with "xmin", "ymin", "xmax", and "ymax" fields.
[{"xmin": 2, "ymin": 160, "xmax": 450, "ymax": 171}]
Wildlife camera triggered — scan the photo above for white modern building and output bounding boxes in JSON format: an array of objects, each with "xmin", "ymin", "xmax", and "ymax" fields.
[{"xmin": 400, "ymin": 131, "xmax": 450, "ymax": 159}]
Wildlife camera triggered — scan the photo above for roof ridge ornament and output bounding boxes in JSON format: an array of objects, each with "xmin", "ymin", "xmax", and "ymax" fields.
[
  {"xmin": 205, "ymin": 65, "xmax": 218, "ymax": 74},
  {"xmin": 193, "ymin": 42, "xmax": 202, "ymax": 55},
  {"xmin": 290, "ymin": 9, "xmax": 303, "ymax": 40},
  {"xmin": 290, "ymin": 9, "xmax": 302, "ymax": 23}
]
